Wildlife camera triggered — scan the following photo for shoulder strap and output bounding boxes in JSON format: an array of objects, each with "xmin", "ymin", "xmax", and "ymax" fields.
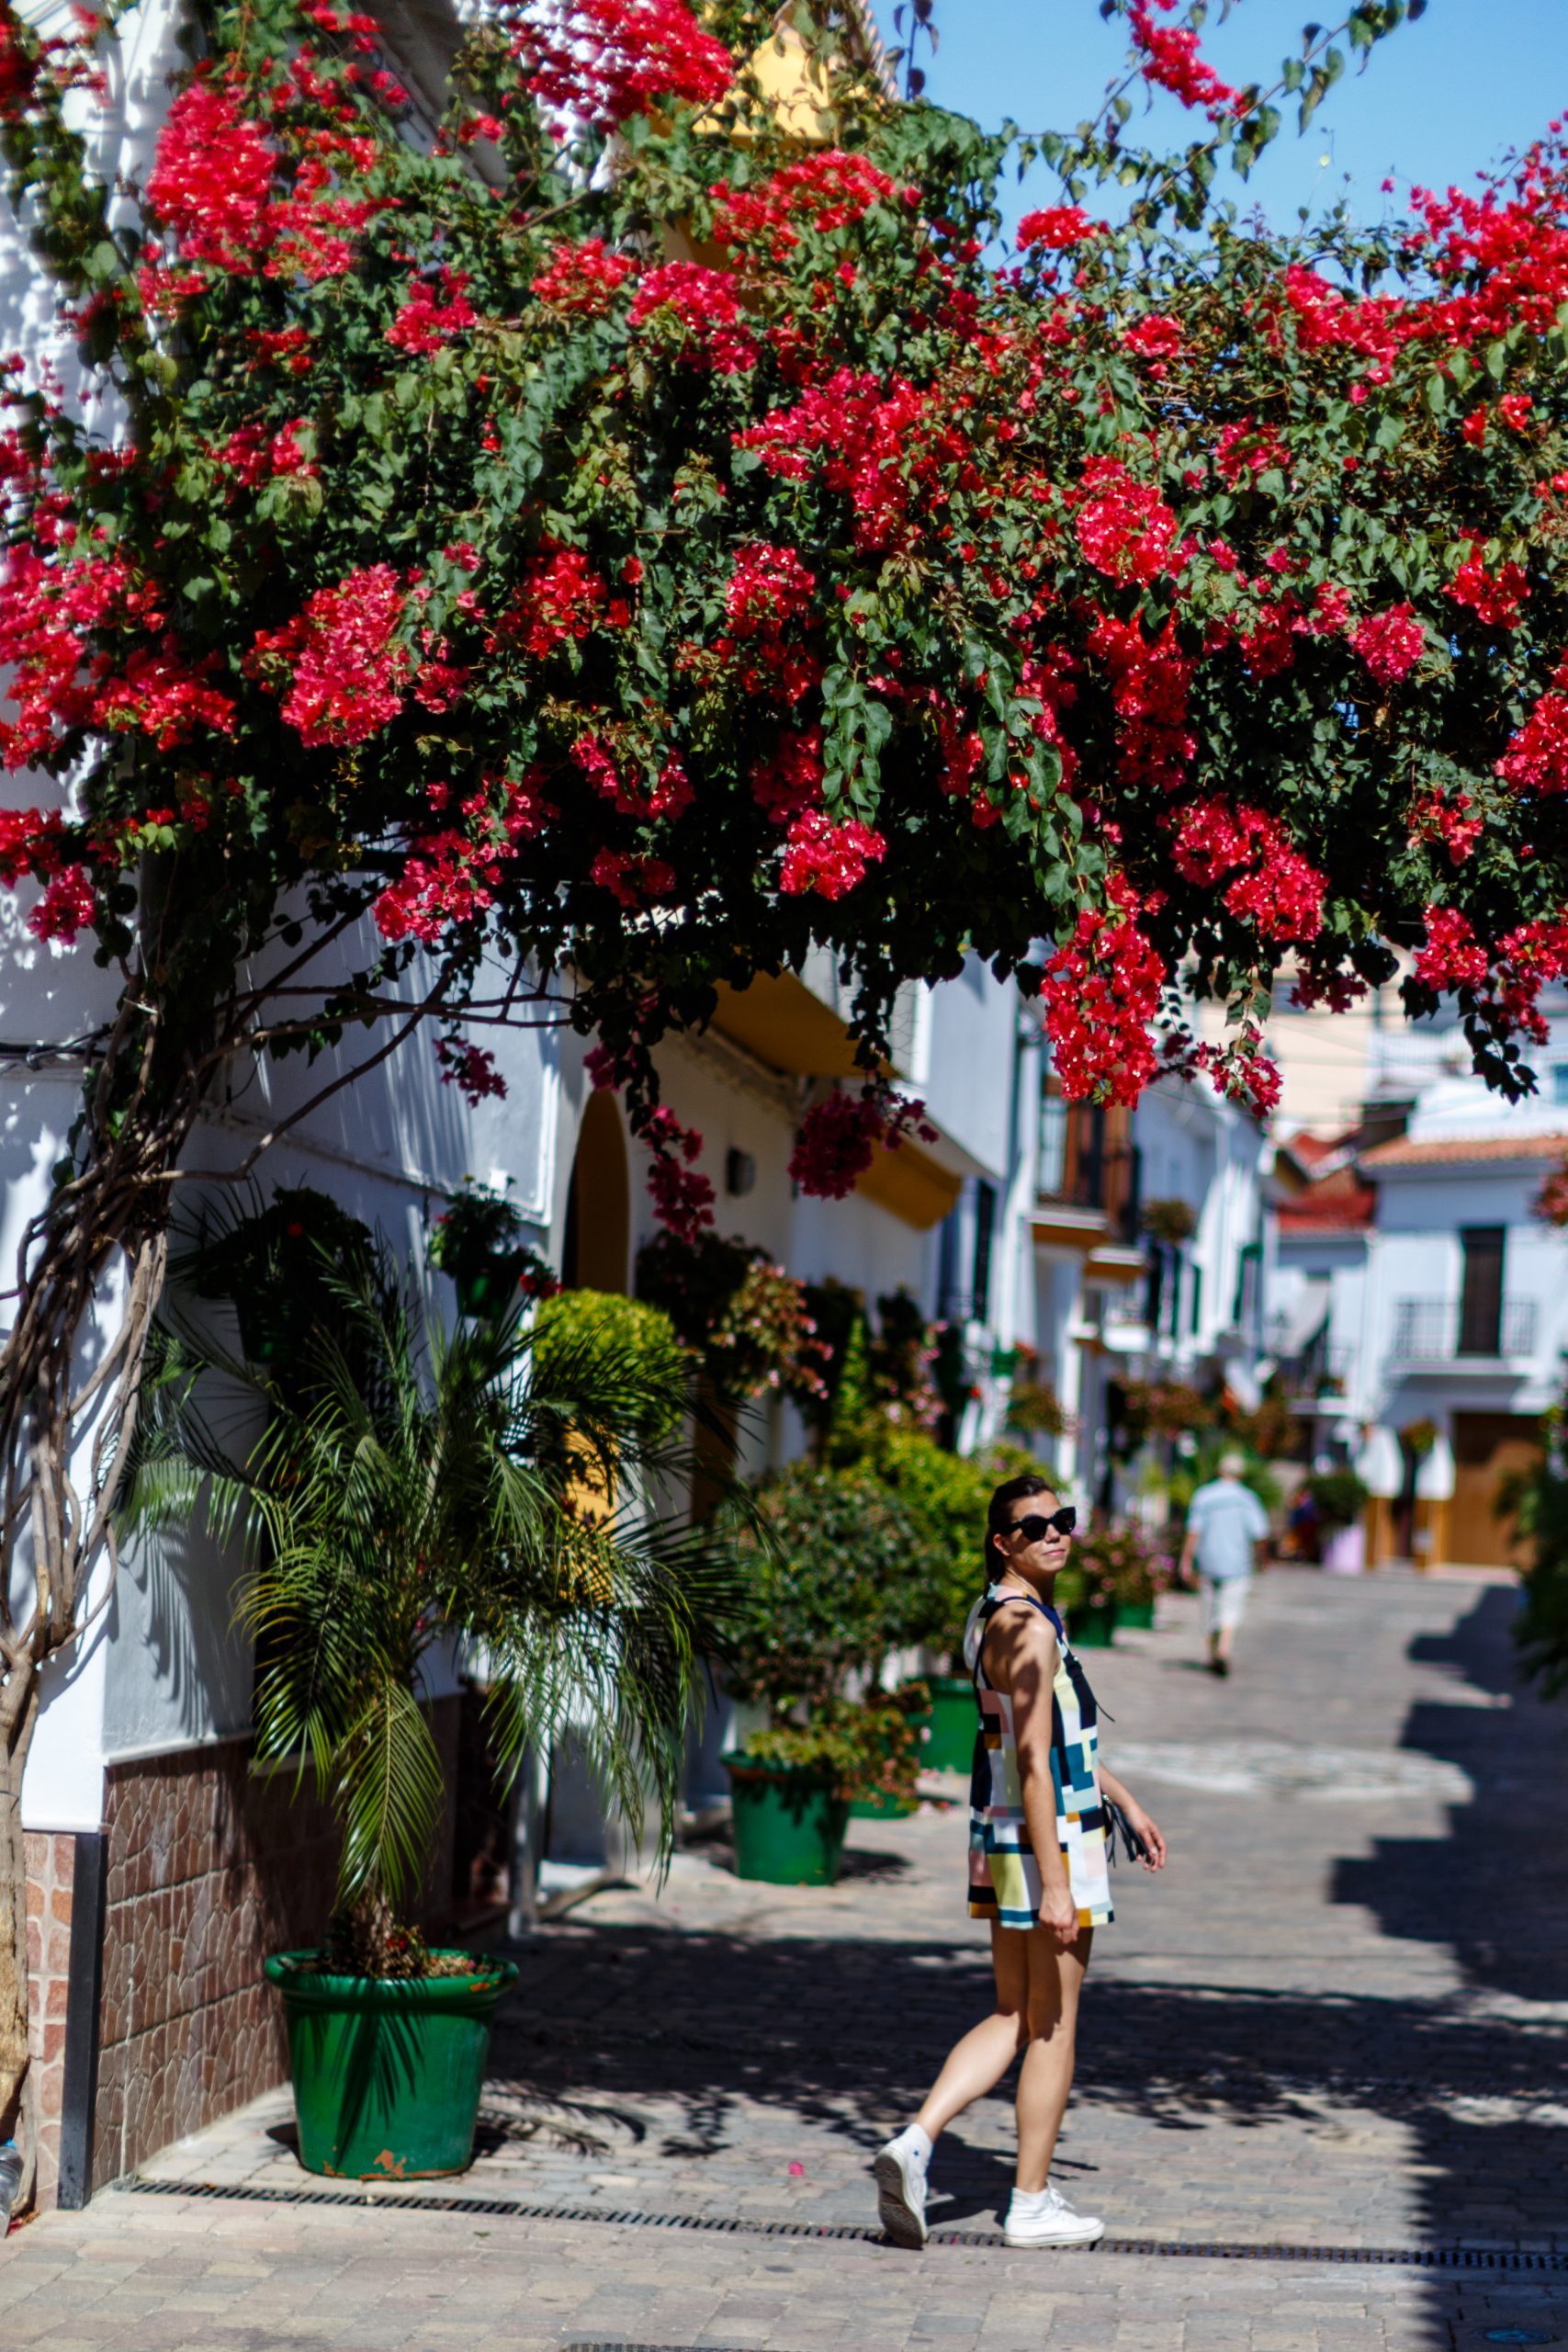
[{"xmin": 974, "ymin": 1585, "xmax": 1066, "ymax": 1689}]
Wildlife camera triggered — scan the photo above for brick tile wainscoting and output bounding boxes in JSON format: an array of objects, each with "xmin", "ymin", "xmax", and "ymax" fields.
[
  {"xmin": 22, "ymin": 1830, "xmax": 74, "ymax": 2208},
  {"xmin": 88, "ymin": 1698, "xmax": 460, "ymax": 2194}
]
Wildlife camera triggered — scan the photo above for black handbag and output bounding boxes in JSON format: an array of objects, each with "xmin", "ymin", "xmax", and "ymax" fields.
[{"xmin": 1104, "ymin": 1796, "xmax": 1150, "ymax": 1867}]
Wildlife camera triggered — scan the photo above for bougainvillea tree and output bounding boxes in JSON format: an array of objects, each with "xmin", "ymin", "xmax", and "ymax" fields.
[{"xmin": 5, "ymin": 0, "xmax": 1568, "ymax": 2164}]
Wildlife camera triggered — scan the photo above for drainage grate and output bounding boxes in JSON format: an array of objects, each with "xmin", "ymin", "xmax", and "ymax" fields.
[{"xmin": 118, "ymin": 2177, "xmax": 1568, "ymax": 2270}]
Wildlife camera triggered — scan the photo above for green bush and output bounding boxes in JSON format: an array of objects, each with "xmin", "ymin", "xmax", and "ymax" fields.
[
  {"xmin": 725, "ymin": 1460, "xmax": 917, "ymax": 1720},
  {"xmin": 1304, "ymin": 1467, "xmax": 1368, "ymax": 1530},
  {"xmin": 865, "ymin": 1430, "xmax": 1070, "ymax": 1662},
  {"xmin": 531, "ymin": 1290, "xmax": 688, "ymax": 1444}
]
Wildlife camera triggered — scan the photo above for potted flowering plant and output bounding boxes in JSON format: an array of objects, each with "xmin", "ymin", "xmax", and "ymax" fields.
[
  {"xmin": 1064, "ymin": 1520, "xmax": 1163, "ymax": 1646},
  {"xmin": 429, "ymin": 1185, "xmax": 558, "ymax": 1317},
  {"xmin": 123, "ymin": 1235, "xmax": 740, "ymax": 2177},
  {"xmin": 721, "ymin": 1461, "xmax": 916, "ymax": 1883},
  {"xmin": 186, "ymin": 1185, "xmax": 373, "ymax": 1367},
  {"xmin": 1071, "ymin": 1519, "xmax": 1172, "ymax": 1638}
]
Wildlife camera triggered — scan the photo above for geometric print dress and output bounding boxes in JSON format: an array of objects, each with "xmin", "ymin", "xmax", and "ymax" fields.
[{"xmin": 966, "ymin": 1581, "xmax": 1114, "ymax": 1931}]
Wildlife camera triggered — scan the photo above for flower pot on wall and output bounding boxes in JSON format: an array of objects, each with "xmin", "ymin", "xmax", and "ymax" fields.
[
  {"xmin": 919, "ymin": 1673, "xmax": 976, "ymax": 1774},
  {"xmin": 265, "ymin": 1952, "xmax": 518, "ymax": 2179},
  {"xmin": 723, "ymin": 1754, "xmax": 850, "ymax": 1885}
]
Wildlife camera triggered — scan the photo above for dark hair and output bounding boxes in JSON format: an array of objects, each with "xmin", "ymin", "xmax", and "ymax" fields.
[{"xmin": 982, "ymin": 1471, "xmax": 1059, "ymax": 1587}]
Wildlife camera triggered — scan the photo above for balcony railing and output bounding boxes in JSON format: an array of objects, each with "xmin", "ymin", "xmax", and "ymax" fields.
[
  {"xmin": 1279, "ymin": 1340, "xmax": 1356, "ymax": 1397},
  {"xmin": 1037, "ymin": 1099, "xmax": 1142, "ymax": 1244},
  {"xmin": 1390, "ymin": 1297, "xmax": 1538, "ymax": 1361}
]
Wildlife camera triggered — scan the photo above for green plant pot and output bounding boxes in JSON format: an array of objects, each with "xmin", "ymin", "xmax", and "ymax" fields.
[
  {"xmin": 849, "ymin": 1785, "xmax": 918, "ymax": 1820},
  {"xmin": 1118, "ymin": 1599, "xmax": 1156, "ymax": 1630},
  {"xmin": 723, "ymin": 1755, "xmax": 850, "ymax": 1885},
  {"xmin": 1067, "ymin": 1600, "xmax": 1120, "ymax": 1648},
  {"xmin": 265, "ymin": 1951, "xmax": 518, "ymax": 2180},
  {"xmin": 919, "ymin": 1673, "xmax": 977, "ymax": 1774}
]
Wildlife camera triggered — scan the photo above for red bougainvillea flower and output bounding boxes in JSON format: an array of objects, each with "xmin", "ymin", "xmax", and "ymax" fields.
[
  {"xmin": 591, "ymin": 847, "xmax": 679, "ymax": 907},
  {"xmin": 1122, "ymin": 313, "xmax": 1183, "ymax": 361},
  {"xmin": 386, "ymin": 266, "xmax": 477, "ymax": 354},
  {"xmin": 1017, "ymin": 205, "xmax": 1099, "ymax": 249},
  {"xmin": 642, "ymin": 1105, "xmax": 715, "ymax": 1239},
  {"xmin": 778, "ymin": 809, "xmax": 886, "ymax": 900},
  {"xmin": 785, "ymin": 1088, "xmax": 938, "ymax": 1200},
  {"xmin": 1497, "ymin": 653, "xmax": 1568, "ymax": 793},
  {"xmin": 1351, "ymin": 602, "xmax": 1426, "ymax": 686},
  {"xmin": 1409, "ymin": 787, "xmax": 1484, "ymax": 866},
  {"xmin": 1448, "ymin": 546, "xmax": 1529, "ymax": 630},
  {"xmin": 627, "ymin": 261, "xmax": 756, "ymax": 371},
  {"xmin": 435, "ymin": 1036, "xmax": 506, "ymax": 1104},
  {"xmin": 710, "ymin": 152, "xmax": 897, "ymax": 262},
  {"xmin": 1085, "ymin": 613, "xmax": 1195, "ymax": 792},
  {"xmin": 1415, "ymin": 905, "xmax": 1491, "ymax": 992},
  {"xmin": 28, "ymin": 862, "xmax": 96, "ymax": 944},
  {"xmin": 1074, "ymin": 458, "xmax": 1180, "ymax": 585},
  {"xmin": 787, "ymin": 1090, "xmax": 885, "ymax": 1198},
  {"xmin": 504, "ymin": 0, "xmax": 731, "ymax": 135},
  {"xmin": 574, "ymin": 735, "xmax": 693, "ymax": 822},
  {"xmin": 1039, "ymin": 887, "xmax": 1166, "ymax": 1103},
  {"xmin": 0, "ymin": 805, "xmax": 65, "ymax": 887},
  {"xmin": 529, "ymin": 236, "xmax": 637, "ymax": 316},
  {"xmin": 751, "ymin": 725, "xmax": 824, "ymax": 824},
  {"xmin": 502, "ymin": 545, "xmax": 626, "ymax": 659},
  {"xmin": 1170, "ymin": 797, "xmax": 1325, "ymax": 943},
  {"xmin": 1129, "ymin": 0, "xmax": 1247, "ymax": 120},
  {"xmin": 144, "ymin": 74, "xmax": 276, "ymax": 271},
  {"xmin": 249, "ymin": 563, "xmax": 412, "ymax": 746}
]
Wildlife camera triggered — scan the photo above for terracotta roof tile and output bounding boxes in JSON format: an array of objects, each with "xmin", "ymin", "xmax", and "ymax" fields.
[{"xmin": 1359, "ymin": 1130, "xmax": 1568, "ymax": 1169}]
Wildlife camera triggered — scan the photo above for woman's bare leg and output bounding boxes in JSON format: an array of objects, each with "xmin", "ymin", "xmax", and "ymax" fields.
[
  {"xmin": 1014, "ymin": 1925, "xmax": 1091, "ymax": 2193},
  {"xmin": 914, "ymin": 1923, "xmax": 1030, "ymax": 2141}
]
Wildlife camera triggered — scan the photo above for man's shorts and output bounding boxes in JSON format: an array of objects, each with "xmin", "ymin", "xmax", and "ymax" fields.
[{"xmin": 1200, "ymin": 1573, "xmax": 1251, "ymax": 1635}]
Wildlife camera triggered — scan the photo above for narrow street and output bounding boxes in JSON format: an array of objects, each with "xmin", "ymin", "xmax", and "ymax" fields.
[{"xmin": 6, "ymin": 1566, "xmax": 1568, "ymax": 2350}]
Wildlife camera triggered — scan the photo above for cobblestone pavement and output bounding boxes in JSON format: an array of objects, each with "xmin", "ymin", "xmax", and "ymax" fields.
[{"xmin": 6, "ymin": 1565, "xmax": 1568, "ymax": 2350}]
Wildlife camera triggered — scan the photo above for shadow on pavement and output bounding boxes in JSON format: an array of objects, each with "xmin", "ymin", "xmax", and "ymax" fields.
[{"xmin": 472, "ymin": 1580, "xmax": 1567, "ymax": 2345}]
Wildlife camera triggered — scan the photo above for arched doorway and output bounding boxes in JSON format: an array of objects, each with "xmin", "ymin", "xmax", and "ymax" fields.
[{"xmin": 562, "ymin": 1087, "xmax": 629, "ymax": 1295}]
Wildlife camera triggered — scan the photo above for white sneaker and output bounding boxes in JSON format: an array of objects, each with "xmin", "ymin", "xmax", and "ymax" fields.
[
  {"xmin": 1002, "ymin": 2181, "xmax": 1105, "ymax": 2247},
  {"xmin": 873, "ymin": 2137, "xmax": 929, "ymax": 2248}
]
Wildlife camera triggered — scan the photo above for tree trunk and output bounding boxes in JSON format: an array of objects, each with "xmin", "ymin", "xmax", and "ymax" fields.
[{"xmin": 0, "ymin": 1665, "xmax": 40, "ymax": 2212}]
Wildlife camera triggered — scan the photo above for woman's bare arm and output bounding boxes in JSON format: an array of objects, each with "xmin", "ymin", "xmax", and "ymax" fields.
[{"xmin": 1097, "ymin": 1761, "xmax": 1168, "ymax": 1871}]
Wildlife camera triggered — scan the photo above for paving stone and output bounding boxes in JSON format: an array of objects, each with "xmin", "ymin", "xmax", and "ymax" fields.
[{"xmin": 7, "ymin": 1570, "xmax": 1568, "ymax": 2346}]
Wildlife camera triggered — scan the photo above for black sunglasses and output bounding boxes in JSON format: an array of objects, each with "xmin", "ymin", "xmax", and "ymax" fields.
[{"xmin": 1008, "ymin": 1507, "xmax": 1077, "ymax": 1543}]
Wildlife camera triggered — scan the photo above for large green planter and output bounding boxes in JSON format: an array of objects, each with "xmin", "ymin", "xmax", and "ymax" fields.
[
  {"xmin": 1119, "ymin": 1599, "xmax": 1156, "ymax": 1631},
  {"xmin": 265, "ymin": 1951, "xmax": 518, "ymax": 2180},
  {"xmin": 724, "ymin": 1754, "xmax": 850, "ymax": 1885},
  {"xmin": 1067, "ymin": 1599, "xmax": 1120, "ymax": 1648},
  {"xmin": 920, "ymin": 1673, "xmax": 977, "ymax": 1774}
]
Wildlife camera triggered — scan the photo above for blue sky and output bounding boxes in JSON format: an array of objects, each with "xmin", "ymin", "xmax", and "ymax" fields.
[{"xmin": 863, "ymin": 1, "xmax": 1568, "ymax": 241}]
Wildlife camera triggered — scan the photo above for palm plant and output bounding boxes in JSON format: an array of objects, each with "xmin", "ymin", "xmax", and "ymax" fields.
[{"xmin": 120, "ymin": 1238, "xmax": 745, "ymax": 1956}]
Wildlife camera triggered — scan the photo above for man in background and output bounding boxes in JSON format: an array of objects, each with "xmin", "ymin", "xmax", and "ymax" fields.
[{"xmin": 1179, "ymin": 1452, "xmax": 1269, "ymax": 1679}]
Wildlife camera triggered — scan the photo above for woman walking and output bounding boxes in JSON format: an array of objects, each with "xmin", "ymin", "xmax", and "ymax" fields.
[{"xmin": 874, "ymin": 1473, "xmax": 1167, "ymax": 2250}]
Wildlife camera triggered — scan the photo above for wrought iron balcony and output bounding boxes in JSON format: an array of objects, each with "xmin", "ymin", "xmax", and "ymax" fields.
[{"xmin": 1390, "ymin": 1296, "xmax": 1538, "ymax": 1362}]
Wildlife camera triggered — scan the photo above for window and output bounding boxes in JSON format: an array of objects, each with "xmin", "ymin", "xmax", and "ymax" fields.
[
  {"xmin": 972, "ymin": 1181, "xmax": 998, "ymax": 1327},
  {"xmin": 1038, "ymin": 1089, "xmax": 1068, "ymax": 1196},
  {"xmin": 1552, "ymin": 1064, "xmax": 1568, "ymax": 1105},
  {"xmin": 1189, "ymin": 1261, "xmax": 1203, "ymax": 1338},
  {"xmin": 1459, "ymin": 1227, "xmax": 1505, "ymax": 1355}
]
